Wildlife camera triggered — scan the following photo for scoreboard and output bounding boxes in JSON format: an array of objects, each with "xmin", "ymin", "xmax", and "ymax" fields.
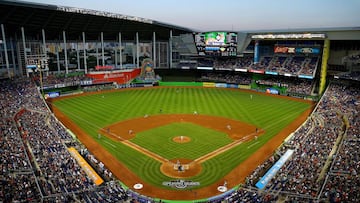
[
  {"xmin": 194, "ymin": 32, "xmax": 237, "ymax": 57},
  {"xmin": 26, "ymin": 55, "xmax": 49, "ymax": 70}
]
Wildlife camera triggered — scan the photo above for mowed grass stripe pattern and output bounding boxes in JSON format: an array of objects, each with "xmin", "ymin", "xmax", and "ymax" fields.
[
  {"xmin": 132, "ymin": 123, "xmax": 232, "ymax": 160},
  {"xmin": 53, "ymin": 87, "xmax": 311, "ymax": 188}
]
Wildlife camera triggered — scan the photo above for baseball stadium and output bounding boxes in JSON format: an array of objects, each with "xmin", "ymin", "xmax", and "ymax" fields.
[{"xmin": 0, "ymin": 1, "xmax": 359, "ymax": 202}]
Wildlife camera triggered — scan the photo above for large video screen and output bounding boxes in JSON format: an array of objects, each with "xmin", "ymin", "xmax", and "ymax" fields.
[{"xmin": 195, "ymin": 32, "xmax": 237, "ymax": 57}]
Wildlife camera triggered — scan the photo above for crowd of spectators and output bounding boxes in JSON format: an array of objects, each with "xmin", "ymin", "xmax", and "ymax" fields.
[
  {"xmin": 223, "ymin": 81, "xmax": 359, "ymax": 202},
  {"xmin": 342, "ymin": 52, "xmax": 360, "ymax": 64},
  {"xmin": 319, "ymin": 84, "xmax": 359, "ymax": 202},
  {"xmin": 213, "ymin": 57, "xmax": 253, "ymax": 70},
  {"xmin": 0, "ymin": 79, "xmax": 44, "ymax": 202},
  {"xmin": 0, "ymin": 77, "xmax": 133, "ymax": 202},
  {"xmin": 176, "ymin": 61, "xmax": 197, "ymax": 69},
  {"xmin": 264, "ymin": 83, "xmax": 355, "ymax": 198},
  {"xmin": 0, "ymin": 173, "xmax": 40, "ymax": 202},
  {"xmin": 181, "ymin": 53, "xmax": 319, "ymax": 77},
  {"xmin": 195, "ymin": 57, "xmax": 253, "ymax": 70},
  {"xmin": 280, "ymin": 56, "xmax": 304, "ymax": 75},
  {"xmin": 249, "ymin": 55, "xmax": 319, "ymax": 77},
  {"xmin": 82, "ymin": 83, "xmax": 117, "ymax": 92},
  {"xmin": 18, "ymin": 110, "xmax": 96, "ymax": 195},
  {"xmin": 1, "ymin": 75, "xmax": 358, "ymax": 202},
  {"xmin": 285, "ymin": 78, "xmax": 314, "ymax": 95},
  {"xmin": 197, "ymin": 58, "xmax": 214, "ymax": 67},
  {"xmin": 298, "ymin": 57, "xmax": 319, "ymax": 76},
  {"xmin": 199, "ymin": 72, "xmax": 252, "ymax": 85},
  {"xmin": 198, "ymin": 71, "xmax": 314, "ymax": 96},
  {"xmin": 255, "ymin": 76, "xmax": 313, "ymax": 95},
  {"xmin": 0, "ymin": 114, "xmax": 39, "ymax": 201},
  {"xmin": 337, "ymin": 71, "xmax": 360, "ymax": 81},
  {"xmin": 268, "ymin": 56, "xmax": 287, "ymax": 73},
  {"xmin": 0, "ymin": 119, "xmax": 32, "ymax": 173},
  {"xmin": 195, "ymin": 188, "xmax": 277, "ymax": 203},
  {"xmin": 34, "ymin": 71, "xmax": 92, "ymax": 88},
  {"xmin": 250, "ymin": 56, "xmax": 272, "ymax": 71}
]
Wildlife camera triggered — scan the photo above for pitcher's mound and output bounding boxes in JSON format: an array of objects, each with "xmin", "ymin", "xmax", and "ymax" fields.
[
  {"xmin": 172, "ymin": 136, "xmax": 191, "ymax": 143},
  {"xmin": 160, "ymin": 158, "xmax": 202, "ymax": 178}
]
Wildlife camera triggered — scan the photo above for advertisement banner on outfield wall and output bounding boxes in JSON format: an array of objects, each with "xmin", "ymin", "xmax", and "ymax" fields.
[
  {"xmin": 226, "ymin": 84, "xmax": 238, "ymax": 88},
  {"xmin": 203, "ymin": 82, "xmax": 216, "ymax": 87},
  {"xmin": 67, "ymin": 147, "xmax": 104, "ymax": 186},
  {"xmin": 215, "ymin": 83, "xmax": 227, "ymax": 88},
  {"xmin": 238, "ymin": 85, "xmax": 251, "ymax": 89},
  {"xmin": 80, "ymin": 80, "xmax": 93, "ymax": 85},
  {"xmin": 44, "ymin": 92, "xmax": 60, "ymax": 99},
  {"xmin": 266, "ymin": 88, "xmax": 279, "ymax": 95}
]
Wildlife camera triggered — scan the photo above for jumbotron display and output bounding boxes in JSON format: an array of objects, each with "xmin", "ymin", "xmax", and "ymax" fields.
[{"xmin": 195, "ymin": 32, "xmax": 237, "ymax": 57}]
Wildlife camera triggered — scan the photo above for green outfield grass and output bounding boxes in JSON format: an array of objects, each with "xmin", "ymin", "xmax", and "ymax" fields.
[{"xmin": 53, "ymin": 87, "xmax": 311, "ymax": 189}]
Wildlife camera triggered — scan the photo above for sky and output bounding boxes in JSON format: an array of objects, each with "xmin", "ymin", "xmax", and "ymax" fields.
[{"xmin": 25, "ymin": 0, "xmax": 360, "ymax": 31}]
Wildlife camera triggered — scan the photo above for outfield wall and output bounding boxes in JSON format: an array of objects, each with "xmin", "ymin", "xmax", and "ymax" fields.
[
  {"xmin": 159, "ymin": 81, "xmax": 203, "ymax": 86},
  {"xmin": 159, "ymin": 81, "xmax": 251, "ymax": 90}
]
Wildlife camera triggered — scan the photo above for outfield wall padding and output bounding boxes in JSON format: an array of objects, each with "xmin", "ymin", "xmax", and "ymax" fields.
[
  {"xmin": 159, "ymin": 81, "xmax": 203, "ymax": 86},
  {"xmin": 159, "ymin": 81, "xmax": 251, "ymax": 91}
]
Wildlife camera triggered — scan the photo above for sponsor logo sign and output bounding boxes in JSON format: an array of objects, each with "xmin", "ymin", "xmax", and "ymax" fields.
[
  {"xmin": 274, "ymin": 46, "xmax": 320, "ymax": 54},
  {"xmin": 265, "ymin": 71, "xmax": 278, "ymax": 75},
  {"xmin": 256, "ymin": 149, "xmax": 294, "ymax": 189},
  {"xmin": 215, "ymin": 83, "xmax": 227, "ymax": 88},
  {"xmin": 274, "ymin": 46, "xmax": 288, "ymax": 53},
  {"xmin": 288, "ymin": 47, "xmax": 296, "ymax": 53},
  {"xmin": 295, "ymin": 47, "xmax": 320, "ymax": 54},
  {"xmin": 266, "ymin": 88, "xmax": 279, "ymax": 95},
  {"xmin": 249, "ymin": 69, "xmax": 265, "ymax": 74},
  {"xmin": 162, "ymin": 180, "xmax": 200, "ymax": 189},
  {"xmin": 67, "ymin": 147, "xmax": 104, "ymax": 185},
  {"xmin": 44, "ymin": 92, "xmax": 60, "ymax": 99},
  {"xmin": 203, "ymin": 82, "xmax": 216, "ymax": 87}
]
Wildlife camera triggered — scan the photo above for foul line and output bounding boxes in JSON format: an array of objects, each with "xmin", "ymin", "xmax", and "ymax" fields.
[
  {"xmin": 121, "ymin": 130, "xmax": 263, "ymax": 166},
  {"xmin": 122, "ymin": 140, "xmax": 169, "ymax": 163},
  {"xmin": 194, "ymin": 131, "xmax": 262, "ymax": 164}
]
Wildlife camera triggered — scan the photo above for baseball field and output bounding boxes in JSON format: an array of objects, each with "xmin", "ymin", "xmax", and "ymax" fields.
[{"xmin": 51, "ymin": 86, "xmax": 313, "ymax": 201}]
